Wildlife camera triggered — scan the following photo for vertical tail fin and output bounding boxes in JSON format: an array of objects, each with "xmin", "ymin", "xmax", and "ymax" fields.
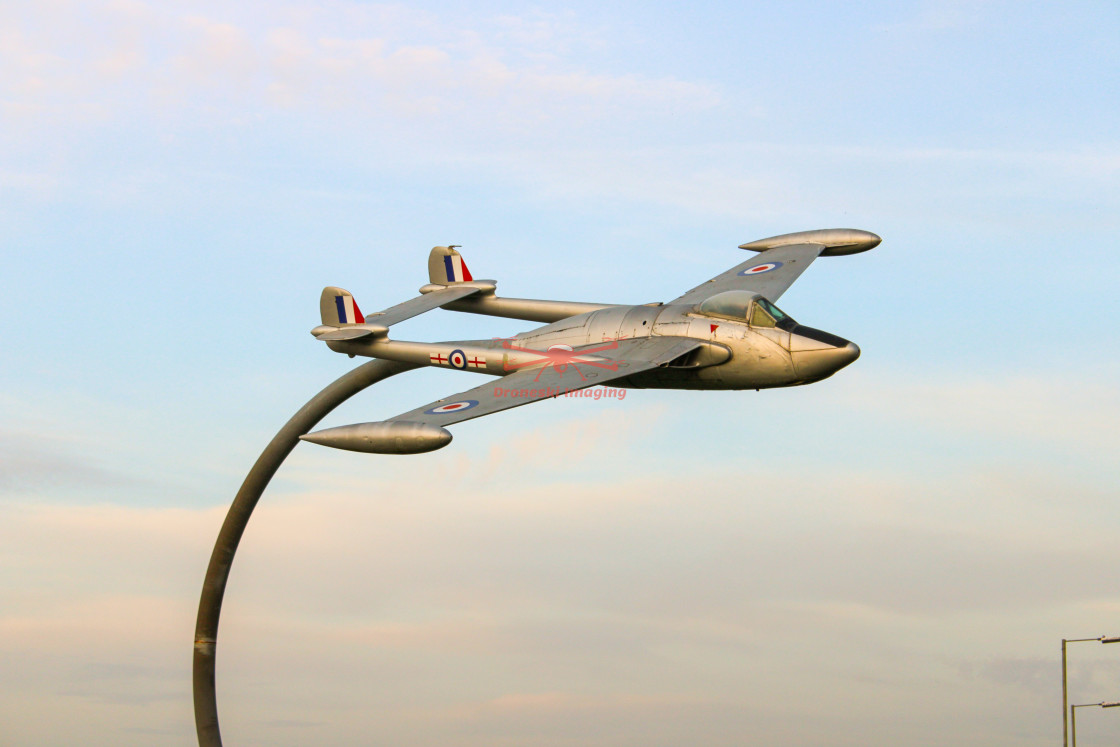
[
  {"xmin": 320, "ymin": 286, "xmax": 366, "ymax": 326},
  {"xmin": 428, "ymin": 245, "xmax": 474, "ymax": 284}
]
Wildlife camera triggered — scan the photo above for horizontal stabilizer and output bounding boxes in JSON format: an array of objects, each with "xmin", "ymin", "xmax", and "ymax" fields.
[
  {"xmin": 311, "ymin": 325, "xmax": 388, "ymax": 341},
  {"xmin": 316, "ymin": 285, "xmax": 485, "ymax": 340},
  {"xmin": 366, "ymin": 285, "xmax": 482, "ymax": 327}
]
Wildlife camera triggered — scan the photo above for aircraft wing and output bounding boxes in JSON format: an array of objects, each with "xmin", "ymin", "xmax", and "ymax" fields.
[
  {"xmin": 668, "ymin": 243, "xmax": 825, "ymax": 306},
  {"xmin": 385, "ymin": 336, "xmax": 704, "ymax": 427}
]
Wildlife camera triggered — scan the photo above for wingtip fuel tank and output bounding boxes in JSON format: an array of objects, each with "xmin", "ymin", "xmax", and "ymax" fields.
[
  {"xmin": 739, "ymin": 228, "xmax": 881, "ymax": 256},
  {"xmin": 300, "ymin": 421, "xmax": 452, "ymax": 454}
]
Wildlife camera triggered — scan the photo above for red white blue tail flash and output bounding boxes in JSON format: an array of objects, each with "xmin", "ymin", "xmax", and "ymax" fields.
[
  {"xmin": 334, "ymin": 294, "xmax": 365, "ymax": 324},
  {"xmin": 443, "ymin": 254, "xmax": 473, "ymax": 283}
]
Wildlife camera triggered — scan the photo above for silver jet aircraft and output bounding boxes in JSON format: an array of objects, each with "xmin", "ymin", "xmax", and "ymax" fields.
[{"xmin": 302, "ymin": 228, "xmax": 881, "ymax": 454}]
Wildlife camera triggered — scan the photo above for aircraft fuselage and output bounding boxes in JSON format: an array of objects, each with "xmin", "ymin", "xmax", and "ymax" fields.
[{"xmin": 329, "ymin": 300, "xmax": 858, "ymax": 391}]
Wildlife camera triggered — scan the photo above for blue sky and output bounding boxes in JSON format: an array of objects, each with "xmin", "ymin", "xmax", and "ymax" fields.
[{"xmin": 2, "ymin": 1, "xmax": 1119, "ymax": 745}]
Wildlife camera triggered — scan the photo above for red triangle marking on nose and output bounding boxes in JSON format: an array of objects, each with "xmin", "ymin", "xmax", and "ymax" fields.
[{"xmin": 710, "ymin": 324, "xmax": 719, "ymax": 333}]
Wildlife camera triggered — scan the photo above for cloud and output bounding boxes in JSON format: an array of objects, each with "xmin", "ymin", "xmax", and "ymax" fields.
[
  {"xmin": 0, "ymin": 0, "xmax": 719, "ymax": 134},
  {"xmin": 961, "ymin": 655, "xmax": 1120, "ymax": 704},
  {"xmin": 6, "ymin": 0, "xmax": 1114, "ymax": 232},
  {"xmin": 834, "ymin": 371, "xmax": 1120, "ymax": 461},
  {"xmin": 0, "ymin": 430, "xmax": 133, "ymax": 495},
  {"xmin": 2, "ymin": 440, "xmax": 1118, "ymax": 745}
]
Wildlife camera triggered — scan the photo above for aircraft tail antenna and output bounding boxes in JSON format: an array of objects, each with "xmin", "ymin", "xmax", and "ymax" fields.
[
  {"xmin": 319, "ymin": 286, "xmax": 366, "ymax": 326},
  {"xmin": 428, "ymin": 245, "xmax": 474, "ymax": 285}
]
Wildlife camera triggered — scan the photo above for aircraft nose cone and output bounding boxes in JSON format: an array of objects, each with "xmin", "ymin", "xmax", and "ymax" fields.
[
  {"xmin": 837, "ymin": 340, "xmax": 860, "ymax": 366},
  {"xmin": 790, "ymin": 334, "xmax": 860, "ymax": 382}
]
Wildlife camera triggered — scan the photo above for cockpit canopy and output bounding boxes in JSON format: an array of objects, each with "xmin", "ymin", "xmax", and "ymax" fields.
[{"xmin": 695, "ymin": 290, "xmax": 796, "ymax": 329}]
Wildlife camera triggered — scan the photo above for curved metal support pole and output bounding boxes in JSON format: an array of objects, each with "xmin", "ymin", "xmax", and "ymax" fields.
[{"xmin": 193, "ymin": 359, "xmax": 419, "ymax": 747}]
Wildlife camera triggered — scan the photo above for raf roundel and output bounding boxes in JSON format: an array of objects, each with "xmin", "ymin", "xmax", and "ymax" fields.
[
  {"xmin": 448, "ymin": 349, "xmax": 468, "ymax": 370},
  {"xmin": 738, "ymin": 261, "xmax": 784, "ymax": 276},
  {"xmin": 425, "ymin": 399, "xmax": 479, "ymax": 415}
]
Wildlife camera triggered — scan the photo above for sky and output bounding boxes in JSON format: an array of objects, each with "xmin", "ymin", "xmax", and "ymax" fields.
[{"xmin": 2, "ymin": 0, "xmax": 1119, "ymax": 745}]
